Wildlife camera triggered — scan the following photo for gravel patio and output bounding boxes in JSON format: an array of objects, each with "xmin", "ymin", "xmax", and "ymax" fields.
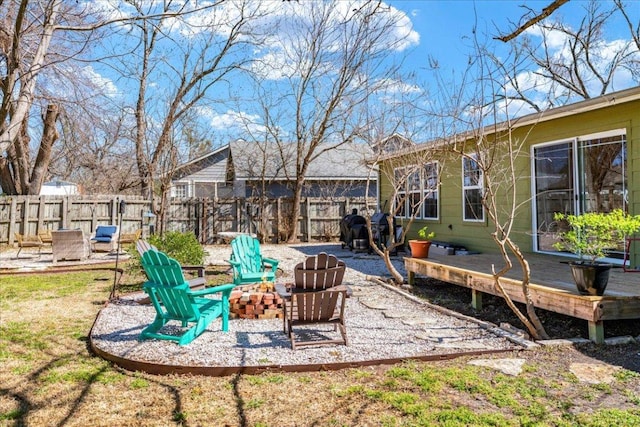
[{"xmin": 89, "ymin": 243, "xmax": 527, "ymax": 375}]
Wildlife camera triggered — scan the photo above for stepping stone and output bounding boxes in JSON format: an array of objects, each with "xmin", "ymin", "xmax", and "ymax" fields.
[
  {"xmin": 435, "ymin": 341, "xmax": 496, "ymax": 350},
  {"xmin": 402, "ymin": 318, "xmax": 439, "ymax": 326},
  {"xmin": 360, "ymin": 299, "xmax": 394, "ymax": 310},
  {"xmin": 468, "ymin": 358, "xmax": 526, "ymax": 376},
  {"xmin": 382, "ymin": 310, "xmax": 416, "ymax": 319},
  {"xmin": 415, "ymin": 328, "xmax": 464, "ymax": 341},
  {"xmin": 570, "ymin": 363, "xmax": 619, "ymax": 384}
]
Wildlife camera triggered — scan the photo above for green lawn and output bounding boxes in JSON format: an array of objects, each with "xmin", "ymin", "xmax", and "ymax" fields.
[{"xmin": 2, "ymin": 262, "xmax": 640, "ymax": 426}]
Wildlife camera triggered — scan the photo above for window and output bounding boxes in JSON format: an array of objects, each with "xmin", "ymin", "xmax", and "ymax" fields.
[
  {"xmin": 393, "ymin": 167, "xmax": 407, "ymax": 218},
  {"xmin": 423, "ymin": 162, "xmax": 439, "ymax": 219},
  {"xmin": 394, "ymin": 162, "xmax": 440, "ymax": 219},
  {"xmin": 172, "ymin": 183, "xmax": 188, "ymax": 198},
  {"xmin": 462, "ymin": 155, "xmax": 484, "ymax": 222}
]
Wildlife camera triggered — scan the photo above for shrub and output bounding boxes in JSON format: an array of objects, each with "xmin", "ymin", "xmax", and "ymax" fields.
[
  {"xmin": 147, "ymin": 231, "xmax": 206, "ymax": 265},
  {"xmin": 128, "ymin": 231, "xmax": 205, "ymax": 275}
]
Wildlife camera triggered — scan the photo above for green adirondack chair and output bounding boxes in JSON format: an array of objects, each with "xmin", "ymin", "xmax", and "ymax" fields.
[
  {"xmin": 227, "ymin": 235, "xmax": 279, "ymax": 285},
  {"xmin": 140, "ymin": 250, "xmax": 235, "ymax": 345}
]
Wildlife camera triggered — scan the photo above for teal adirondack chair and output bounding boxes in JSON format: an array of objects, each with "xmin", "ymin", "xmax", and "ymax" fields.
[
  {"xmin": 227, "ymin": 235, "xmax": 279, "ymax": 285},
  {"xmin": 140, "ymin": 250, "xmax": 235, "ymax": 345}
]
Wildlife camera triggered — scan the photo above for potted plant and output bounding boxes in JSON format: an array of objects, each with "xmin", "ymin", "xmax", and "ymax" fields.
[
  {"xmin": 408, "ymin": 226, "xmax": 435, "ymax": 258},
  {"xmin": 553, "ymin": 209, "xmax": 640, "ymax": 296}
]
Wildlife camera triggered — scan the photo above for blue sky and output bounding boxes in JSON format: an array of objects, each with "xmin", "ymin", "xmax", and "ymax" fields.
[
  {"xmin": 85, "ymin": 1, "xmax": 640, "ymax": 147},
  {"xmin": 391, "ymin": 0, "xmax": 639, "ymax": 78}
]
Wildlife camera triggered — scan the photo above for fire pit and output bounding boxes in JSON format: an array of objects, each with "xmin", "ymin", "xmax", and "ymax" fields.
[{"xmin": 229, "ymin": 283, "xmax": 285, "ymax": 319}]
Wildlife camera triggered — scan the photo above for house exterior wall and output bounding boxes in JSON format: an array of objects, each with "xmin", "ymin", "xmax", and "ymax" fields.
[{"xmin": 379, "ymin": 91, "xmax": 640, "ymax": 259}]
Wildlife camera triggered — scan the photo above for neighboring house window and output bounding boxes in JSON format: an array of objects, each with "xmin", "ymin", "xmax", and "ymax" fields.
[
  {"xmin": 423, "ymin": 161, "xmax": 439, "ymax": 220},
  {"xmin": 394, "ymin": 162, "xmax": 440, "ymax": 219},
  {"xmin": 462, "ymin": 155, "xmax": 484, "ymax": 222},
  {"xmin": 173, "ymin": 183, "xmax": 188, "ymax": 198}
]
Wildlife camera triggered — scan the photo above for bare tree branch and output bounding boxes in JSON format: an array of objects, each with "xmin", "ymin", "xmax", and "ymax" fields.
[{"xmin": 495, "ymin": 0, "xmax": 570, "ymax": 42}]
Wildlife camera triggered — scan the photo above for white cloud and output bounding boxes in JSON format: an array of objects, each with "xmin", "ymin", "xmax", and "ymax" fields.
[
  {"xmin": 249, "ymin": 1, "xmax": 419, "ymax": 80},
  {"xmin": 199, "ymin": 107, "xmax": 268, "ymax": 136},
  {"xmin": 80, "ymin": 66, "xmax": 119, "ymax": 97}
]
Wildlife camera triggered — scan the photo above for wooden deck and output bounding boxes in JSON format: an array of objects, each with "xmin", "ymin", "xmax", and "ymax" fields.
[{"xmin": 405, "ymin": 252, "xmax": 640, "ymax": 344}]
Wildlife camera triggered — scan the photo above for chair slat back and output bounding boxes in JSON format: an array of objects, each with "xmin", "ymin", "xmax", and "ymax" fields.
[
  {"xmin": 145, "ymin": 282, "xmax": 198, "ymax": 320},
  {"xmin": 141, "ymin": 250, "xmax": 199, "ymax": 320},
  {"xmin": 230, "ymin": 235, "xmax": 263, "ymax": 274},
  {"xmin": 293, "ymin": 289, "xmax": 341, "ymax": 321},
  {"xmin": 294, "ymin": 253, "xmax": 345, "ymax": 291},
  {"xmin": 141, "ymin": 250, "xmax": 187, "ymax": 287},
  {"xmin": 136, "ymin": 239, "xmax": 157, "ymax": 257}
]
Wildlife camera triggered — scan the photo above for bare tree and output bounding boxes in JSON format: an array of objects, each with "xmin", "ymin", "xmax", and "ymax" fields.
[
  {"xmin": 0, "ymin": 0, "xmax": 152, "ymax": 195},
  {"xmin": 415, "ymin": 26, "xmax": 552, "ymax": 340},
  {"xmin": 369, "ymin": 145, "xmax": 444, "ymax": 285},
  {"xmin": 247, "ymin": 1, "xmax": 414, "ymax": 242},
  {"xmin": 99, "ymin": 0, "xmax": 263, "ymax": 229},
  {"xmin": 496, "ymin": 0, "xmax": 638, "ymax": 110},
  {"xmin": 494, "ymin": 0, "xmax": 569, "ymax": 42}
]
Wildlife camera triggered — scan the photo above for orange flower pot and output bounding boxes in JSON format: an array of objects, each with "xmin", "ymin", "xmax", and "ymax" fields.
[{"xmin": 409, "ymin": 240, "xmax": 432, "ymax": 258}]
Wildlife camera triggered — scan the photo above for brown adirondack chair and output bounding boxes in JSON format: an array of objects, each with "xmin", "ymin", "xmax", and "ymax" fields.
[{"xmin": 281, "ymin": 253, "xmax": 349, "ymax": 350}]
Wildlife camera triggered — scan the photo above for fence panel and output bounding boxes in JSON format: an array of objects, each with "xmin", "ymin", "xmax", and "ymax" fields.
[{"xmin": 0, "ymin": 195, "xmax": 376, "ymax": 245}]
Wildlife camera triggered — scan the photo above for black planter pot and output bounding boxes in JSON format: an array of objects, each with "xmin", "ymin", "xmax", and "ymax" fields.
[{"xmin": 569, "ymin": 261, "xmax": 612, "ymax": 296}]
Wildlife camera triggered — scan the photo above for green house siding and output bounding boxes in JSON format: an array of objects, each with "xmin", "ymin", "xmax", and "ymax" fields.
[{"xmin": 379, "ymin": 87, "xmax": 640, "ymax": 260}]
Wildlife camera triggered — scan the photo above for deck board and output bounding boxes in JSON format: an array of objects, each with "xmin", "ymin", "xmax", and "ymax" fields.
[{"xmin": 405, "ymin": 252, "xmax": 640, "ymax": 343}]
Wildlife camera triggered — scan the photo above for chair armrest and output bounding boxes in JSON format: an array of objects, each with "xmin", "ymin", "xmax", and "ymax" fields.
[
  {"xmin": 226, "ymin": 259, "xmax": 241, "ymax": 268},
  {"xmin": 262, "ymin": 257, "xmax": 279, "ymax": 269},
  {"xmin": 190, "ymin": 283, "xmax": 235, "ymax": 297}
]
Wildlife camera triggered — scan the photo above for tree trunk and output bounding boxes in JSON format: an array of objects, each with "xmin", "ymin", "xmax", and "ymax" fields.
[
  {"xmin": 286, "ymin": 178, "xmax": 304, "ymax": 243},
  {"xmin": 28, "ymin": 104, "xmax": 59, "ymax": 195}
]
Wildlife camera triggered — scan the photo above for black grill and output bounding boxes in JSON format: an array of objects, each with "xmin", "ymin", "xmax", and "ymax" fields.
[{"xmin": 340, "ymin": 213, "xmax": 368, "ymax": 251}]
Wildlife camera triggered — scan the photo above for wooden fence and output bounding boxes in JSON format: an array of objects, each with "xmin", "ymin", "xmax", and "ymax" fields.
[{"xmin": 0, "ymin": 195, "xmax": 375, "ymax": 246}]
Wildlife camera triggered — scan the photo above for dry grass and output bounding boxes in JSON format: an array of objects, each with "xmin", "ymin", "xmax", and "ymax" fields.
[{"xmin": 3, "ymin": 261, "xmax": 640, "ymax": 426}]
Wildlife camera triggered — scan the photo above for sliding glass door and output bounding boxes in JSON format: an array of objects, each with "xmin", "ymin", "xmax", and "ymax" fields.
[{"xmin": 532, "ymin": 131, "xmax": 627, "ymax": 254}]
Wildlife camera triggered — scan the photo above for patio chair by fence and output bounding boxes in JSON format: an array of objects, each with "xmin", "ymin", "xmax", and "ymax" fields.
[
  {"xmin": 140, "ymin": 249, "xmax": 235, "ymax": 345},
  {"xmin": 51, "ymin": 230, "xmax": 90, "ymax": 262},
  {"xmin": 227, "ymin": 235, "xmax": 279, "ymax": 285},
  {"xmin": 14, "ymin": 232, "xmax": 43, "ymax": 258},
  {"xmin": 38, "ymin": 229, "xmax": 53, "ymax": 247},
  {"xmin": 280, "ymin": 253, "xmax": 349, "ymax": 350},
  {"xmin": 119, "ymin": 229, "xmax": 142, "ymax": 246},
  {"xmin": 90, "ymin": 225, "xmax": 118, "ymax": 252}
]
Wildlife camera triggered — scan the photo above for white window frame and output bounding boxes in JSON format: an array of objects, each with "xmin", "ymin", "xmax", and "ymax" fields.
[
  {"xmin": 422, "ymin": 161, "xmax": 439, "ymax": 220},
  {"xmin": 462, "ymin": 154, "xmax": 484, "ymax": 222},
  {"xmin": 394, "ymin": 162, "xmax": 440, "ymax": 220},
  {"xmin": 172, "ymin": 182, "xmax": 189, "ymax": 198}
]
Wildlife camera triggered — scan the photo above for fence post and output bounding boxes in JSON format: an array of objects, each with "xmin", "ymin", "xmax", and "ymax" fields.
[
  {"xmin": 305, "ymin": 197, "xmax": 311, "ymax": 242},
  {"xmin": 61, "ymin": 197, "xmax": 69, "ymax": 229},
  {"xmin": 276, "ymin": 198, "xmax": 282, "ymax": 242},
  {"xmin": 37, "ymin": 197, "xmax": 45, "ymax": 232},
  {"xmin": 8, "ymin": 197, "xmax": 18, "ymax": 245}
]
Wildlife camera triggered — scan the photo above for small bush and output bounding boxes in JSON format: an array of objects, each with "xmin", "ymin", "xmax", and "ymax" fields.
[
  {"xmin": 147, "ymin": 231, "xmax": 205, "ymax": 265},
  {"xmin": 128, "ymin": 231, "xmax": 205, "ymax": 275}
]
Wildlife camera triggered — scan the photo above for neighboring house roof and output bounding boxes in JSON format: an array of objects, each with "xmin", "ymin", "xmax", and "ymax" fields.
[
  {"xmin": 377, "ymin": 85, "xmax": 640, "ymax": 161},
  {"xmin": 230, "ymin": 141, "xmax": 374, "ymax": 181},
  {"xmin": 173, "ymin": 141, "xmax": 375, "ymax": 182},
  {"xmin": 172, "ymin": 144, "xmax": 230, "ymax": 181}
]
